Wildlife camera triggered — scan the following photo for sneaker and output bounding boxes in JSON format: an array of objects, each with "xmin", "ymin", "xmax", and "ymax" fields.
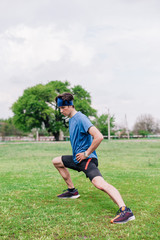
[
  {"xmin": 57, "ymin": 189, "xmax": 80, "ymax": 199},
  {"xmin": 111, "ymin": 206, "xmax": 135, "ymax": 224}
]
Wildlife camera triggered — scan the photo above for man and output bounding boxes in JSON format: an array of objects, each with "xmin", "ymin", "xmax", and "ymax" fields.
[{"xmin": 52, "ymin": 92, "xmax": 135, "ymax": 224}]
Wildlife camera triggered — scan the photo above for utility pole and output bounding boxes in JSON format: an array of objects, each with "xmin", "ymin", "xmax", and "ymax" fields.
[
  {"xmin": 108, "ymin": 108, "xmax": 111, "ymax": 141},
  {"xmin": 36, "ymin": 129, "xmax": 39, "ymax": 141},
  {"xmin": 125, "ymin": 114, "xmax": 130, "ymax": 139}
]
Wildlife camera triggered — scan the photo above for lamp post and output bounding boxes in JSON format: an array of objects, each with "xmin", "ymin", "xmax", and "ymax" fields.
[{"xmin": 108, "ymin": 108, "xmax": 110, "ymax": 141}]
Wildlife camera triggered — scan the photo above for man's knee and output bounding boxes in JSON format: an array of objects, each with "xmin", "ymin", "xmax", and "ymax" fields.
[
  {"xmin": 52, "ymin": 156, "xmax": 63, "ymax": 168},
  {"xmin": 92, "ymin": 176, "xmax": 108, "ymax": 191}
]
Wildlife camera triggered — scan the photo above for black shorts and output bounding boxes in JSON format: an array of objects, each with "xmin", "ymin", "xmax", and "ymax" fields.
[{"xmin": 62, "ymin": 155, "xmax": 102, "ymax": 181}]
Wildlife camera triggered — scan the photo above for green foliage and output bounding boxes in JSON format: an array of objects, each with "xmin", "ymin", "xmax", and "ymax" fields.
[
  {"xmin": 138, "ymin": 130, "xmax": 149, "ymax": 136},
  {"xmin": 11, "ymin": 81, "xmax": 97, "ymax": 140},
  {"xmin": 93, "ymin": 114, "xmax": 115, "ymax": 135},
  {"xmin": 12, "ymin": 84, "xmax": 52, "ymax": 131},
  {"xmin": 72, "ymin": 85, "xmax": 97, "ymax": 117}
]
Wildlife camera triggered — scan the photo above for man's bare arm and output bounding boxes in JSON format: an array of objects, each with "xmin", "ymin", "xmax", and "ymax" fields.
[
  {"xmin": 76, "ymin": 126, "xmax": 103, "ymax": 163},
  {"xmin": 85, "ymin": 126, "xmax": 104, "ymax": 156}
]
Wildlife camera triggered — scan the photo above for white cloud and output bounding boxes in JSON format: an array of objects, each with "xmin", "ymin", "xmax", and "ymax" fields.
[
  {"xmin": 0, "ymin": 0, "xmax": 160, "ymax": 129},
  {"xmin": 0, "ymin": 92, "xmax": 13, "ymax": 104},
  {"xmin": 0, "ymin": 24, "xmax": 95, "ymax": 72}
]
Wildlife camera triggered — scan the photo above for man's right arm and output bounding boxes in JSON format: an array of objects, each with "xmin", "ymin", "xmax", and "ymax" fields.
[{"xmin": 85, "ymin": 126, "xmax": 104, "ymax": 157}]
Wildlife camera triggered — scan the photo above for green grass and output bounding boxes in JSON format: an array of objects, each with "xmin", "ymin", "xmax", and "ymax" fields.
[{"xmin": 0, "ymin": 140, "xmax": 160, "ymax": 240}]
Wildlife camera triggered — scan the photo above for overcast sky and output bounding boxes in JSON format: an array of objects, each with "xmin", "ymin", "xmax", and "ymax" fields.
[{"xmin": 0, "ymin": 0, "xmax": 160, "ymax": 129}]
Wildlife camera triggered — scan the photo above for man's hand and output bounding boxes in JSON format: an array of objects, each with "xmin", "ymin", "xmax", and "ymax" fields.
[{"xmin": 76, "ymin": 152, "xmax": 86, "ymax": 163}]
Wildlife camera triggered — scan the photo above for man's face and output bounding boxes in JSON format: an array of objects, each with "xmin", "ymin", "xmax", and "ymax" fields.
[{"xmin": 59, "ymin": 106, "xmax": 72, "ymax": 117}]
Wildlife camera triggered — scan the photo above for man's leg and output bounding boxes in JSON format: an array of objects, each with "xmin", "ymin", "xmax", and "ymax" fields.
[
  {"xmin": 92, "ymin": 176, "xmax": 125, "ymax": 208},
  {"xmin": 91, "ymin": 175, "xmax": 135, "ymax": 224},
  {"xmin": 52, "ymin": 156, "xmax": 80, "ymax": 199},
  {"xmin": 52, "ymin": 156, "xmax": 74, "ymax": 189}
]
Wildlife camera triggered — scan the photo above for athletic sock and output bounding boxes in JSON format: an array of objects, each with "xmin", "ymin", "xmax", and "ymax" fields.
[
  {"xmin": 68, "ymin": 188, "xmax": 75, "ymax": 192},
  {"xmin": 120, "ymin": 206, "xmax": 127, "ymax": 212}
]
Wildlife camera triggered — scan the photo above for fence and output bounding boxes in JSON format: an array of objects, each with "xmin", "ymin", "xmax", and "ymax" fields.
[
  {"xmin": 0, "ymin": 136, "xmax": 55, "ymax": 142},
  {"xmin": 1, "ymin": 135, "xmax": 160, "ymax": 142}
]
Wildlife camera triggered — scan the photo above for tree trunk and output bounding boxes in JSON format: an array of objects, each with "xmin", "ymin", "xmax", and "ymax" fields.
[
  {"xmin": 54, "ymin": 132, "xmax": 60, "ymax": 141},
  {"xmin": 36, "ymin": 130, "xmax": 39, "ymax": 141}
]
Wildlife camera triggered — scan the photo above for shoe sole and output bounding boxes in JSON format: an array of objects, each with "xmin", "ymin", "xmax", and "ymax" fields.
[
  {"xmin": 112, "ymin": 215, "xmax": 135, "ymax": 224},
  {"xmin": 57, "ymin": 194, "xmax": 80, "ymax": 199}
]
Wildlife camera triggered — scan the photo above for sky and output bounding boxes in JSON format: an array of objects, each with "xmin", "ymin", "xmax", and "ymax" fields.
[{"xmin": 0, "ymin": 0, "xmax": 160, "ymax": 129}]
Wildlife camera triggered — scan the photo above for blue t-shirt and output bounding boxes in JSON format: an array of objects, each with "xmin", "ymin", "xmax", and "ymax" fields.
[{"xmin": 69, "ymin": 111, "xmax": 97, "ymax": 164}]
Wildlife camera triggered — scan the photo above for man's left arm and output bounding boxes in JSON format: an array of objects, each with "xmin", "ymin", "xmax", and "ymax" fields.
[{"xmin": 76, "ymin": 126, "xmax": 104, "ymax": 163}]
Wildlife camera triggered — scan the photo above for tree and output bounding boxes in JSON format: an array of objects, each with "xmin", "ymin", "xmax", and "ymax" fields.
[
  {"xmin": 11, "ymin": 81, "xmax": 97, "ymax": 140},
  {"xmin": 133, "ymin": 114, "xmax": 159, "ymax": 136},
  {"xmin": 0, "ymin": 118, "xmax": 25, "ymax": 139},
  {"xmin": 72, "ymin": 85, "xmax": 97, "ymax": 117},
  {"xmin": 93, "ymin": 114, "xmax": 115, "ymax": 136}
]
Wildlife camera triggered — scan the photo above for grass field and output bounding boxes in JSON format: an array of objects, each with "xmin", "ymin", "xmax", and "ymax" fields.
[{"xmin": 0, "ymin": 140, "xmax": 160, "ymax": 240}]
